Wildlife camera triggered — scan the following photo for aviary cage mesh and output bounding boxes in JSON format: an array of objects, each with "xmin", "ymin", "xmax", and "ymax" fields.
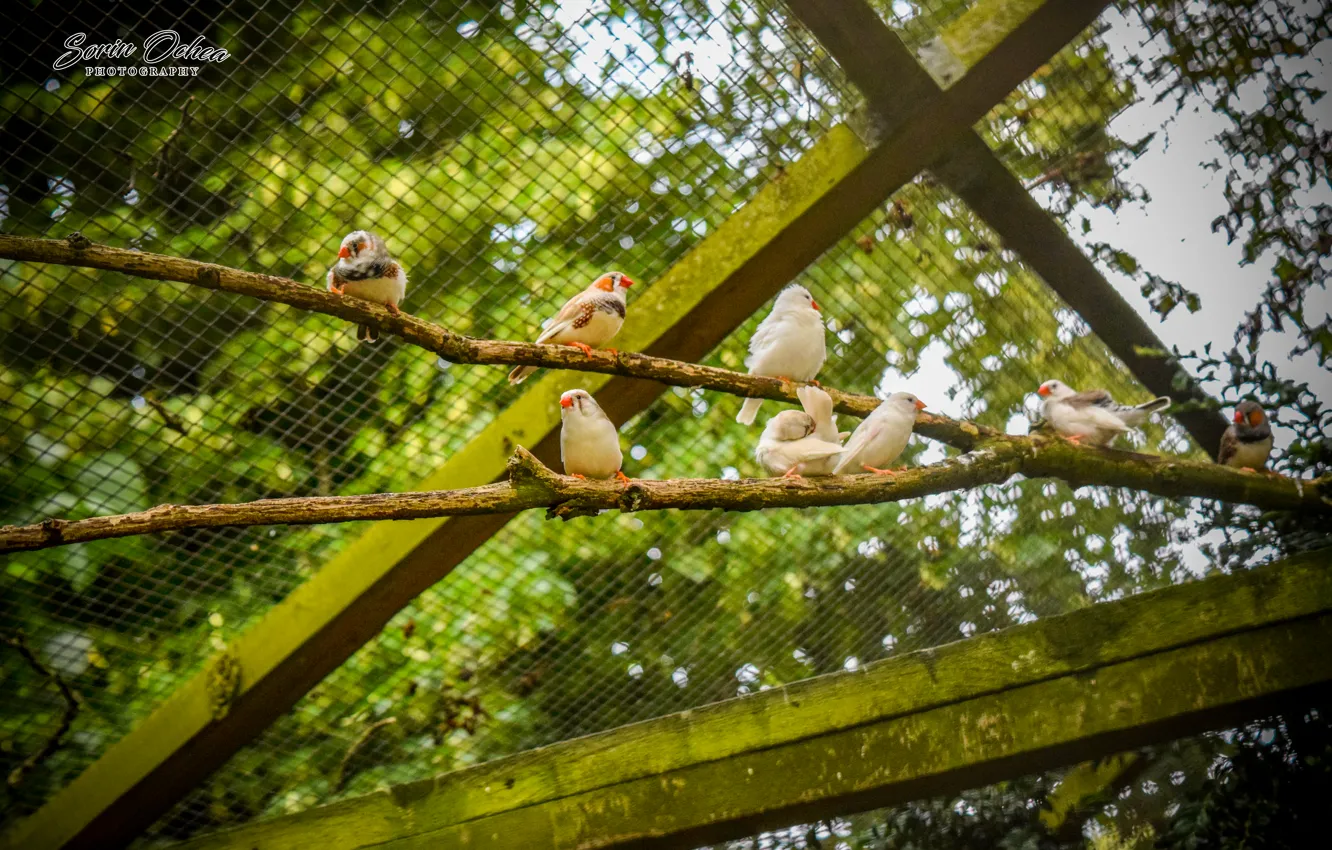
[{"xmin": 0, "ymin": 0, "xmax": 1302, "ymax": 845}]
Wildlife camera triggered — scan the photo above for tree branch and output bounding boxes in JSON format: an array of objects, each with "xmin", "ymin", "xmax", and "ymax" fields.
[
  {"xmin": 0, "ymin": 233, "xmax": 984, "ymax": 451},
  {"xmin": 1, "ymin": 443, "xmax": 1327, "ymax": 554},
  {"xmin": 2, "ymin": 234, "xmax": 1326, "ymax": 557},
  {"xmin": 3, "ymin": 631, "xmax": 80, "ymax": 790}
]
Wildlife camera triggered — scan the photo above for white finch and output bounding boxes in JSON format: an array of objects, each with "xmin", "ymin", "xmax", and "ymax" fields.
[
  {"xmin": 795, "ymin": 385, "xmax": 845, "ymax": 475},
  {"xmin": 833, "ymin": 392, "xmax": 925, "ymax": 475},
  {"xmin": 1218, "ymin": 401, "xmax": 1273, "ymax": 471},
  {"xmin": 755, "ymin": 410, "xmax": 844, "ymax": 479},
  {"xmin": 1037, "ymin": 379, "xmax": 1171, "ymax": 447},
  {"xmin": 559, "ymin": 389, "xmax": 629, "ymax": 482},
  {"xmin": 736, "ymin": 284, "xmax": 826, "ymax": 425},
  {"xmin": 508, "ymin": 272, "xmax": 635, "ymax": 385},
  {"xmin": 326, "ymin": 230, "xmax": 408, "ymax": 343}
]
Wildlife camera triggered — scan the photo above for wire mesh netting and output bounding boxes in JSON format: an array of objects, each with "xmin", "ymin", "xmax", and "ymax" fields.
[{"xmin": 1, "ymin": 0, "xmax": 1324, "ymax": 847}]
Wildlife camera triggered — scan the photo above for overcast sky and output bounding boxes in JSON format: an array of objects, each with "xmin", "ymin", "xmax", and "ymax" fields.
[{"xmin": 885, "ymin": 7, "xmax": 1330, "ymax": 455}]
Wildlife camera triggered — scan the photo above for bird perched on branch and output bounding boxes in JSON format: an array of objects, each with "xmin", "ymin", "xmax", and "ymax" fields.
[
  {"xmin": 833, "ymin": 392, "xmax": 925, "ymax": 475},
  {"xmin": 1037, "ymin": 379, "xmax": 1170, "ymax": 447},
  {"xmin": 509, "ymin": 272, "xmax": 634, "ymax": 385},
  {"xmin": 1218, "ymin": 401, "xmax": 1273, "ymax": 471},
  {"xmin": 755, "ymin": 409, "xmax": 844, "ymax": 479},
  {"xmin": 736, "ymin": 284, "xmax": 826, "ymax": 425},
  {"xmin": 559, "ymin": 389, "xmax": 630, "ymax": 483},
  {"xmin": 795, "ymin": 385, "xmax": 846, "ymax": 475},
  {"xmin": 326, "ymin": 230, "xmax": 408, "ymax": 343}
]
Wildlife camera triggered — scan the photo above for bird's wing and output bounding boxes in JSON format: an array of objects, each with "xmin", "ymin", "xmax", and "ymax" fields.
[
  {"xmin": 1065, "ymin": 389, "xmax": 1117, "ymax": 410},
  {"xmin": 1217, "ymin": 427, "xmax": 1239, "ymax": 466},
  {"xmin": 833, "ymin": 421, "xmax": 882, "ymax": 473},
  {"xmin": 744, "ymin": 313, "xmax": 784, "ymax": 369},
  {"xmin": 534, "ymin": 293, "xmax": 589, "ymax": 343},
  {"xmin": 790, "ymin": 437, "xmax": 845, "ymax": 462}
]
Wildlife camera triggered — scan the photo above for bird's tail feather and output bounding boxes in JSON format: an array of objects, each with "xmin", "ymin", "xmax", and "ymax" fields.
[
  {"xmin": 796, "ymin": 386, "xmax": 835, "ymax": 434},
  {"xmin": 1136, "ymin": 396, "xmax": 1171, "ymax": 414},
  {"xmin": 737, "ymin": 397, "xmax": 763, "ymax": 425},
  {"xmin": 508, "ymin": 365, "xmax": 537, "ymax": 385},
  {"xmin": 359, "ymin": 324, "xmax": 378, "ymax": 343},
  {"xmin": 1118, "ymin": 395, "xmax": 1170, "ymax": 427}
]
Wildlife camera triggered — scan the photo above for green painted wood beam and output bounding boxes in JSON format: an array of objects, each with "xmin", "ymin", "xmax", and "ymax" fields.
[
  {"xmin": 2, "ymin": 1, "xmax": 1114, "ymax": 847},
  {"xmin": 171, "ymin": 550, "xmax": 1332, "ymax": 850},
  {"xmin": 0, "ymin": 126, "xmax": 864, "ymax": 850},
  {"xmin": 788, "ymin": 0, "xmax": 1231, "ymax": 456}
]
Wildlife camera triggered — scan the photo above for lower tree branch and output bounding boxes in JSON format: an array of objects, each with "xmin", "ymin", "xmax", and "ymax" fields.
[
  {"xmin": 1, "ymin": 442, "xmax": 1326, "ymax": 554},
  {"xmin": 3, "ymin": 631, "xmax": 81, "ymax": 790},
  {"xmin": 0, "ymin": 234, "xmax": 985, "ymax": 451}
]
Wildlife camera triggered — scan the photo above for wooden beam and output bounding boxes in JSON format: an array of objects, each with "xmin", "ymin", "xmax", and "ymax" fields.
[
  {"xmin": 170, "ymin": 550, "xmax": 1332, "ymax": 850},
  {"xmin": 2, "ymin": 2, "xmax": 1114, "ymax": 847},
  {"xmin": 931, "ymin": 137, "xmax": 1231, "ymax": 454},
  {"xmin": 788, "ymin": 0, "xmax": 1231, "ymax": 456},
  {"xmin": 0, "ymin": 126, "xmax": 864, "ymax": 850}
]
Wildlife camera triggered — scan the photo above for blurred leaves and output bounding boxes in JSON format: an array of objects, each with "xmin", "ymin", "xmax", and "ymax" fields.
[{"xmin": 0, "ymin": 0, "xmax": 1321, "ymax": 846}]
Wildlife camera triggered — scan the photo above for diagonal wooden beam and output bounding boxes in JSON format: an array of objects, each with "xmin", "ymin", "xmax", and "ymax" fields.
[
  {"xmin": 2, "ymin": 2, "xmax": 1112, "ymax": 847},
  {"xmin": 171, "ymin": 550, "xmax": 1332, "ymax": 850},
  {"xmin": 932, "ymin": 137, "xmax": 1231, "ymax": 454},
  {"xmin": 787, "ymin": 0, "xmax": 1231, "ymax": 457}
]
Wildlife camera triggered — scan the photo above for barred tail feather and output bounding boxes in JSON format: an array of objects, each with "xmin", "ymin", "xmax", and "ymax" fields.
[
  {"xmin": 1137, "ymin": 396, "xmax": 1171, "ymax": 414},
  {"xmin": 509, "ymin": 365, "xmax": 537, "ymax": 385},
  {"xmin": 1119, "ymin": 395, "xmax": 1170, "ymax": 427}
]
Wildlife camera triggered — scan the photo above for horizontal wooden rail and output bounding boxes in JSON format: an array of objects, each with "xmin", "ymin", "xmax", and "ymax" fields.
[{"xmin": 172, "ymin": 550, "xmax": 1332, "ymax": 850}]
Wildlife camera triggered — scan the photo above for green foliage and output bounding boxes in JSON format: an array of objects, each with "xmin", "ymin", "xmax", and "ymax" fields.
[
  {"xmin": 1155, "ymin": 705, "xmax": 1332, "ymax": 849},
  {"xmin": 0, "ymin": 0, "xmax": 1321, "ymax": 845}
]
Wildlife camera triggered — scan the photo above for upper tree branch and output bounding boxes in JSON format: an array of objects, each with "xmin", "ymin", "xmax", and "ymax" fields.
[
  {"xmin": 0, "ymin": 234, "xmax": 983, "ymax": 450},
  {"xmin": 1, "ymin": 442, "xmax": 1327, "ymax": 554}
]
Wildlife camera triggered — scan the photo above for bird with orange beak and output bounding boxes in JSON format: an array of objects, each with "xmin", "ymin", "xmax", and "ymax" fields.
[
  {"xmin": 1036, "ymin": 379, "xmax": 1170, "ymax": 447},
  {"xmin": 1218, "ymin": 400, "xmax": 1274, "ymax": 471},
  {"xmin": 832, "ymin": 392, "xmax": 926, "ymax": 475},
  {"xmin": 736, "ymin": 284, "xmax": 827, "ymax": 425},
  {"xmin": 326, "ymin": 230, "xmax": 408, "ymax": 343},
  {"xmin": 558, "ymin": 389, "xmax": 630, "ymax": 482},
  {"xmin": 508, "ymin": 272, "xmax": 634, "ymax": 385}
]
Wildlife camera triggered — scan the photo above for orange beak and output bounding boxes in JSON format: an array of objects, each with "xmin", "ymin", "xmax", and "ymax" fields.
[
  {"xmin": 1234, "ymin": 410, "xmax": 1244, "ymax": 424},
  {"xmin": 620, "ymin": 277, "xmax": 635, "ymax": 288},
  {"xmin": 1037, "ymin": 385, "xmax": 1050, "ymax": 397},
  {"xmin": 560, "ymin": 396, "xmax": 574, "ymax": 409},
  {"xmin": 914, "ymin": 399, "xmax": 927, "ymax": 411},
  {"xmin": 338, "ymin": 246, "xmax": 351, "ymax": 260},
  {"xmin": 811, "ymin": 300, "xmax": 821, "ymax": 312}
]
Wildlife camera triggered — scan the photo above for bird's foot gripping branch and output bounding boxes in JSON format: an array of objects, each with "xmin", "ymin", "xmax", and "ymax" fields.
[{"xmin": 1, "ymin": 443, "xmax": 1328, "ymax": 555}]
